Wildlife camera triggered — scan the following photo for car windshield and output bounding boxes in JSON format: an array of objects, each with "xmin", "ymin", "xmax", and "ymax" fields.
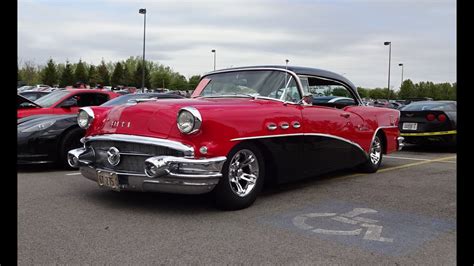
[
  {"xmin": 401, "ymin": 102, "xmax": 456, "ymax": 111},
  {"xmin": 199, "ymin": 70, "xmax": 301, "ymax": 103},
  {"xmin": 34, "ymin": 90, "xmax": 70, "ymax": 107}
]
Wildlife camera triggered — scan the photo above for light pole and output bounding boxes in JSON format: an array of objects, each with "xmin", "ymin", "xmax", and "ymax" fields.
[
  {"xmin": 211, "ymin": 49, "xmax": 216, "ymax": 70},
  {"xmin": 384, "ymin": 41, "xmax": 391, "ymax": 99},
  {"xmin": 398, "ymin": 63, "xmax": 404, "ymax": 89},
  {"xmin": 285, "ymin": 59, "xmax": 289, "ymax": 69},
  {"xmin": 139, "ymin": 8, "xmax": 147, "ymax": 92}
]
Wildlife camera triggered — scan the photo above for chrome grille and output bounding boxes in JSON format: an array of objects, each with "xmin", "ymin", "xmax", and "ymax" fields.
[{"xmin": 88, "ymin": 140, "xmax": 184, "ymax": 174}]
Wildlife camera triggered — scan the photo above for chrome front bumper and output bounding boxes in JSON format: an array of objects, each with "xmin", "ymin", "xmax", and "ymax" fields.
[
  {"xmin": 68, "ymin": 147, "xmax": 226, "ymax": 194},
  {"xmin": 397, "ymin": 136, "xmax": 405, "ymax": 151}
]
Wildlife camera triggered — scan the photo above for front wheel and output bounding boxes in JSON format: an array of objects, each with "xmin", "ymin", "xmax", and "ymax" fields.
[
  {"xmin": 359, "ymin": 134, "xmax": 383, "ymax": 173},
  {"xmin": 214, "ymin": 143, "xmax": 265, "ymax": 210}
]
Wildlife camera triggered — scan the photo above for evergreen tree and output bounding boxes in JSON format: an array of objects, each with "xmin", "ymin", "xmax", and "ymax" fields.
[
  {"xmin": 74, "ymin": 60, "xmax": 88, "ymax": 83},
  {"xmin": 134, "ymin": 62, "xmax": 151, "ymax": 89},
  {"xmin": 59, "ymin": 61, "xmax": 74, "ymax": 87},
  {"xmin": 97, "ymin": 60, "xmax": 110, "ymax": 85},
  {"xmin": 88, "ymin": 65, "xmax": 99, "ymax": 87},
  {"xmin": 41, "ymin": 59, "xmax": 59, "ymax": 86},
  {"xmin": 111, "ymin": 62, "xmax": 124, "ymax": 87}
]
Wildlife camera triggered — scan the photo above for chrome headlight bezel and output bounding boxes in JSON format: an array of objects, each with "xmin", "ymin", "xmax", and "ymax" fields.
[
  {"xmin": 177, "ymin": 106, "xmax": 202, "ymax": 134},
  {"xmin": 77, "ymin": 107, "xmax": 95, "ymax": 129}
]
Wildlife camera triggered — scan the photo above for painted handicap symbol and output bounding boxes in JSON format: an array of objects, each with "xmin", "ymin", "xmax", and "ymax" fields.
[{"xmin": 292, "ymin": 208, "xmax": 393, "ymax": 242}]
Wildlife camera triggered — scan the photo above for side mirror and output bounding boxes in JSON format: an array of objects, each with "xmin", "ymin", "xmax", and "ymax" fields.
[{"xmin": 61, "ymin": 99, "xmax": 77, "ymax": 108}]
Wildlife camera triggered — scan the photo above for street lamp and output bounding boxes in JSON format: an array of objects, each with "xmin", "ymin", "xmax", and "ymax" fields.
[
  {"xmin": 139, "ymin": 8, "xmax": 147, "ymax": 92},
  {"xmin": 384, "ymin": 41, "xmax": 391, "ymax": 99},
  {"xmin": 285, "ymin": 59, "xmax": 289, "ymax": 69},
  {"xmin": 398, "ymin": 63, "xmax": 404, "ymax": 89},
  {"xmin": 211, "ymin": 49, "xmax": 216, "ymax": 70}
]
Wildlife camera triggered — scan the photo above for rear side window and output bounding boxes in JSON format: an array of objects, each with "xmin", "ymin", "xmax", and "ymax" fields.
[{"xmin": 62, "ymin": 93, "xmax": 110, "ymax": 107}]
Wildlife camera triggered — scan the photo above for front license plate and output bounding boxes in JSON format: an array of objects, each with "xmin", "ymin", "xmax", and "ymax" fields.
[
  {"xmin": 97, "ymin": 170, "xmax": 120, "ymax": 191},
  {"xmin": 402, "ymin": 122, "xmax": 418, "ymax": 130}
]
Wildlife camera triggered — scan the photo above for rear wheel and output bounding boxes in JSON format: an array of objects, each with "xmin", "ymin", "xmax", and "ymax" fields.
[
  {"xmin": 359, "ymin": 134, "xmax": 383, "ymax": 173},
  {"xmin": 58, "ymin": 127, "xmax": 85, "ymax": 169},
  {"xmin": 214, "ymin": 143, "xmax": 265, "ymax": 210}
]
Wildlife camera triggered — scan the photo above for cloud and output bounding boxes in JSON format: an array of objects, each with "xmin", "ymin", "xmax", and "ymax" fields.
[{"xmin": 18, "ymin": 0, "xmax": 455, "ymax": 87}]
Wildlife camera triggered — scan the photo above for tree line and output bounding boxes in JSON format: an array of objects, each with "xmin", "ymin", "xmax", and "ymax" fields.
[
  {"xmin": 18, "ymin": 58, "xmax": 456, "ymax": 100},
  {"xmin": 17, "ymin": 57, "xmax": 202, "ymax": 91},
  {"xmin": 357, "ymin": 79, "xmax": 456, "ymax": 101}
]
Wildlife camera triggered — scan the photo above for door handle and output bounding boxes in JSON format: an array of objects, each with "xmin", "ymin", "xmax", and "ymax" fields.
[{"xmin": 340, "ymin": 113, "xmax": 350, "ymax": 118}]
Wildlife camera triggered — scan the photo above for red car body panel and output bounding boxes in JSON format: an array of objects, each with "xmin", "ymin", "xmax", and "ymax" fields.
[
  {"xmin": 86, "ymin": 97, "xmax": 400, "ymax": 158},
  {"xmin": 17, "ymin": 89, "xmax": 119, "ymax": 119}
]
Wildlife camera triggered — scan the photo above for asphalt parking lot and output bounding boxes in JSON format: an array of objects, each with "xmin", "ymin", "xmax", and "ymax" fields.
[{"xmin": 18, "ymin": 145, "xmax": 456, "ymax": 265}]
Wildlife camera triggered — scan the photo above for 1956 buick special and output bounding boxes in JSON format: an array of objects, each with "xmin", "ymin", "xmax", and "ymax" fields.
[{"xmin": 68, "ymin": 66, "xmax": 403, "ymax": 210}]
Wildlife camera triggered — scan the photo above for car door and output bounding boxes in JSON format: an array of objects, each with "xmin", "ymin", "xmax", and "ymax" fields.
[{"xmin": 299, "ymin": 77, "xmax": 367, "ymax": 176}]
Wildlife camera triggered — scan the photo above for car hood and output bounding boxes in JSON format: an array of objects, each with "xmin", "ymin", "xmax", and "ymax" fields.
[
  {"xmin": 18, "ymin": 114, "xmax": 76, "ymax": 130},
  {"xmin": 90, "ymin": 97, "xmax": 282, "ymax": 139}
]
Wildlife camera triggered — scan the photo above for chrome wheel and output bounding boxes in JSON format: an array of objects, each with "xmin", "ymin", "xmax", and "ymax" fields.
[
  {"xmin": 370, "ymin": 136, "xmax": 382, "ymax": 165},
  {"xmin": 228, "ymin": 149, "xmax": 259, "ymax": 197}
]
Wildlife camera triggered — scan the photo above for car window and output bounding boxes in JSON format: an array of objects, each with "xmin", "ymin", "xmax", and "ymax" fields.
[
  {"xmin": 301, "ymin": 76, "xmax": 357, "ymax": 108},
  {"xmin": 401, "ymin": 102, "xmax": 456, "ymax": 111},
  {"xmin": 61, "ymin": 93, "xmax": 110, "ymax": 107},
  {"xmin": 34, "ymin": 90, "xmax": 70, "ymax": 107},
  {"xmin": 200, "ymin": 70, "xmax": 301, "ymax": 103}
]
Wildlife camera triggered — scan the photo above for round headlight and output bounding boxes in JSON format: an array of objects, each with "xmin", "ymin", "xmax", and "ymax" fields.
[
  {"xmin": 177, "ymin": 107, "xmax": 202, "ymax": 134},
  {"xmin": 77, "ymin": 108, "xmax": 94, "ymax": 129}
]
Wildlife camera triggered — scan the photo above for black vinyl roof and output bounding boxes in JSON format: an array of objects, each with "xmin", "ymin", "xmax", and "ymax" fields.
[{"xmin": 205, "ymin": 65, "xmax": 357, "ymax": 91}]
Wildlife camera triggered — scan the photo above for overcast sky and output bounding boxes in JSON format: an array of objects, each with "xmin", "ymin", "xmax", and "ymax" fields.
[{"xmin": 18, "ymin": 0, "xmax": 456, "ymax": 89}]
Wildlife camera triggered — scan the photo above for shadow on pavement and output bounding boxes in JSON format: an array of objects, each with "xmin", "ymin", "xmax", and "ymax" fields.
[
  {"xmin": 401, "ymin": 143, "xmax": 456, "ymax": 153},
  {"xmin": 17, "ymin": 163, "xmax": 76, "ymax": 173}
]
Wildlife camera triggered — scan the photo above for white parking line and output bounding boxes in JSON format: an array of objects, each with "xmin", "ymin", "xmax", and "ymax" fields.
[{"xmin": 66, "ymin": 172, "xmax": 81, "ymax": 176}]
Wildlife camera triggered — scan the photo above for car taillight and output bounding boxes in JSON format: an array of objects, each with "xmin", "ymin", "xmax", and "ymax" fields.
[
  {"xmin": 426, "ymin": 114, "xmax": 436, "ymax": 121},
  {"xmin": 437, "ymin": 114, "xmax": 447, "ymax": 122}
]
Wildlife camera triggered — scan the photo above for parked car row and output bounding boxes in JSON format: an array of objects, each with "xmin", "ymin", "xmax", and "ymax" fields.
[{"xmin": 18, "ymin": 65, "xmax": 455, "ymax": 210}]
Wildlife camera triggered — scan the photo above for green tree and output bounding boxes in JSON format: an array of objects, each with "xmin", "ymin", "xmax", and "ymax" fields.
[
  {"xmin": 151, "ymin": 65, "xmax": 172, "ymax": 89},
  {"xmin": 188, "ymin": 75, "xmax": 201, "ymax": 90},
  {"xmin": 41, "ymin": 59, "xmax": 58, "ymax": 86},
  {"xmin": 74, "ymin": 60, "xmax": 88, "ymax": 83},
  {"xmin": 368, "ymin": 88, "xmax": 387, "ymax": 99},
  {"xmin": 111, "ymin": 62, "xmax": 124, "ymax": 87},
  {"xmin": 134, "ymin": 62, "xmax": 151, "ymax": 89},
  {"xmin": 356, "ymin": 87, "xmax": 369, "ymax": 98},
  {"xmin": 19, "ymin": 61, "xmax": 42, "ymax": 85},
  {"xmin": 88, "ymin": 65, "xmax": 99, "ymax": 87},
  {"xmin": 59, "ymin": 61, "xmax": 75, "ymax": 87},
  {"xmin": 398, "ymin": 79, "xmax": 416, "ymax": 99},
  {"xmin": 97, "ymin": 61, "xmax": 110, "ymax": 85},
  {"xmin": 170, "ymin": 73, "xmax": 188, "ymax": 90},
  {"xmin": 122, "ymin": 64, "xmax": 133, "ymax": 86}
]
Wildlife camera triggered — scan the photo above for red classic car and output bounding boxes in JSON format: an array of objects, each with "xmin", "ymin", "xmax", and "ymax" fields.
[
  {"xmin": 68, "ymin": 66, "xmax": 403, "ymax": 210},
  {"xmin": 17, "ymin": 89, "xmax": 120, "ymax": 119}
]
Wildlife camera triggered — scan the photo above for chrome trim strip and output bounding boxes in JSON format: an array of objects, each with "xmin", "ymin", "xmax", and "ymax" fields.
[
  {"xmin": 231, "ymin": 133, "xmax": 367, "ymax": 156},
  {"xmin": 84, "ymin": 134, "xmax": 194, "ymax": 157},
  {"xmin": 231, "ymin": 133, "xmax": 303, "ymax": 141}
]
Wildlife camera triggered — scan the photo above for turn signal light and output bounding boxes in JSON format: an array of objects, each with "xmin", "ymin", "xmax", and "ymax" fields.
[
  {"xmin": 426, "ymin": 114, "xmax": 436, "ymax": 121},
  {"xmin": 437, "ymin": 114, "xmax": 447, "ymax": 122}
]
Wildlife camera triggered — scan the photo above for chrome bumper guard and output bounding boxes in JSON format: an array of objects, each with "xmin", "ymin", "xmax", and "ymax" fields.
[
  {"xmin": 397, "ymin": 136, "xmax": 405, "ymax": 151},
  {"xmin": 67, "ymin": 147, "xmax": 227, "ymax": 194}
]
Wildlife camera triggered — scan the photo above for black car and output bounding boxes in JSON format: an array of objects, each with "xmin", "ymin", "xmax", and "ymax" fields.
[
  {"xmin": 399, "ymin": 101, "xmax": 456, "ymax": 145},
  {"xmin": 18, "ymin": 93, "xmax": 185, "ymax": 168},
  {"xmin": 19, "ymin": 91, "xmax": 50, "ymax": 101}
]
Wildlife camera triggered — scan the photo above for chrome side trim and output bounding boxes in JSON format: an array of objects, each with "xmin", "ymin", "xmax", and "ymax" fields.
[
  {"xmin": 84, "ymin": 134, "xmax": 194, "ymax": 157},
  {"xmin": 231, "ymin": 132, "xmax": 367, "ymax": 156},
  {"xmin": 231, "ymin": 133, "xmax": 303, "ymax": 141}
]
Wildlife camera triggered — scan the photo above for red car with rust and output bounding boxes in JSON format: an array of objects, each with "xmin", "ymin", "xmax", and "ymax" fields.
[
  {"xmin": 17, "ymin": 89, "xmax": 120, "ymax": 119},
  {"xmin": 68, "ymin": 66, "xmax": 403, "ymax": 210}
]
